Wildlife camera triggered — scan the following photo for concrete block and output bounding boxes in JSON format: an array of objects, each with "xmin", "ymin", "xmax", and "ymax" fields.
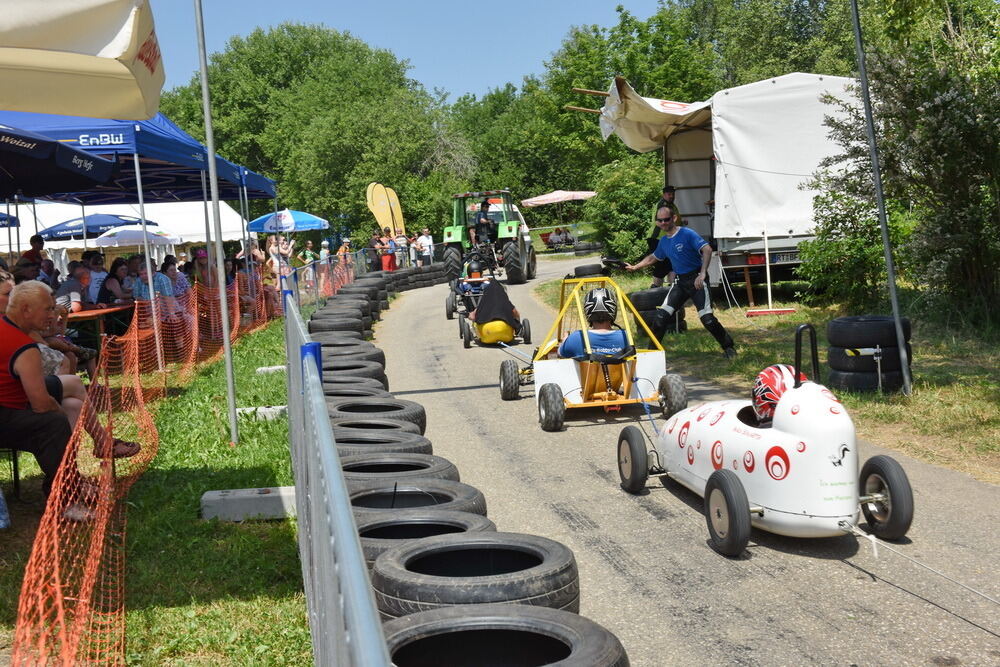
[
  {"xmin": 256, "ymin": 365, "xmax": 287, "ymax": 374},
  {"xmin": 236, "ymin": 405, "xmax": 287, "ymax": 420},
  {"xmin": 201, "ymin": 486, "xmax": 297, "ymax": 521}
]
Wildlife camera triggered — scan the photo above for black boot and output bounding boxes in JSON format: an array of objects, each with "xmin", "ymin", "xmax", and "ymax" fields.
[{"xmin": 650, "ymin": 308, "xmax": 671, "ymax": 341}]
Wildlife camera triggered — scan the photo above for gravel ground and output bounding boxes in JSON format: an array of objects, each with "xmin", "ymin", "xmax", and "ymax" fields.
[{"xmin": 372, "ymin": 256, "xmax": 1000, "ymax": 666}]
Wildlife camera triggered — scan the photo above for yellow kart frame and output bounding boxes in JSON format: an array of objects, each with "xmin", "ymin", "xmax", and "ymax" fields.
[{"xmin": 498, "ymin": 275, "xmax": 687, "ymax": 431}]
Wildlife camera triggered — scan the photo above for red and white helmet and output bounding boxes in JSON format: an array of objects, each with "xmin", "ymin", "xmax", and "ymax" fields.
[{"xmin": 751, "ymin": 364, "xmax": 808, "ymax": 420}]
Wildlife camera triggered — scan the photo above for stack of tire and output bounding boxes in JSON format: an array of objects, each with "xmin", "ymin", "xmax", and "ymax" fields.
[
  {"xmin": 826, "ymin": 315, "xmax": 912, "ymax": 392},
  {"xmin": 628, "ymin": 287, "xmax": 686, "ymax": 336},
  {"xmin": 309, "ymin": 297, "xmax": 629, "ymax": 665},
  {"xmin": 573, "ymin": 240, "xmax": 603, "ymax": 255}
]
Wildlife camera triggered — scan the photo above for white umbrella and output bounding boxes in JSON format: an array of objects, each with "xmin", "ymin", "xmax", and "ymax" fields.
[
  {"xmin": 94, "ymin": 224, "xmax": 179, "ymax": 247},
  {"xmin": 0, "ymin": 0, "xmax": 164, "ymax": 120},
  {"xmin": 520, "ymin": 190, "xmax": 597, "ymax": 207}
]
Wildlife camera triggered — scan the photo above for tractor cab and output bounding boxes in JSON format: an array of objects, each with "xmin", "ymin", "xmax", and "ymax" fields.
[{"xmin": 441, "ymin": 189, "xmax": 536, "ymax": 285}]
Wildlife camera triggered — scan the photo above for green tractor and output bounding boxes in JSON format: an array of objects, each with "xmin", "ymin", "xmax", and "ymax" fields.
[{"xmin": 440, "ymin": 190, "xmax": 537, "ymax": 284}]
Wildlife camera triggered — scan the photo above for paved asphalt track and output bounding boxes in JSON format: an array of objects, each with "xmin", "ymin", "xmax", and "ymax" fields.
[{"xmin": 372, "ymin": 256, "xmax": 1000, "ymax": 666}]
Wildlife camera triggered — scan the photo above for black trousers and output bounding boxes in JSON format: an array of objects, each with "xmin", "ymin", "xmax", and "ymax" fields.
[
  {"xmin": 656, "ymin": 272, "xmax": 734, "ymax": 350},
  {"xmin": 0, "ymin": 405, "xmax": 72, "ymax": 497}
]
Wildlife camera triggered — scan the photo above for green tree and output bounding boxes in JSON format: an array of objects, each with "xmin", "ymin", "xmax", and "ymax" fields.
[{"xmin": 583, "ymin": 153, "xmax": 663, "ymax": 261}]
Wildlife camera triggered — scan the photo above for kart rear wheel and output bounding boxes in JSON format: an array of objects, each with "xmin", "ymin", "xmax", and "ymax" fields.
[
  {"xmin": 705, "ymin": 469, "xmax": 751, "ymax": 557},
  {"xmin": 499, "ymin": 359, "xmax": 520, "ymax": 401},
  {"xmin": 520, "ymin": 318, "xmax": 531, "ymax": 345},
  {"xmin": 462, "ymin": 317, "xmax": 473, "ymax": 349},
  {"xmin": 538, "ymin": 383, "xmax": 565, "ymax": 432},
  {"xmin": 445, "ymin": 292, "xmax": 456, "ymax": 320},
  {"xmin": 658, "ymin": 374, "xmax": 687, "ymax": 418},
  {"xmin": 859, "ymin": 455, "xmax": 914, "ymax": 540},
  {"xmin": 617, "ymin": 426, "xmax": 648, "ymax": 494}
]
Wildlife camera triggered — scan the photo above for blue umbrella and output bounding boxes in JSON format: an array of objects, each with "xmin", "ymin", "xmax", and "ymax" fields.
[
  {"xmin": 248, "ymin": 209, "xmax": 329, "ymax": 233},
  {"xmin": 39, "ymin": 214, "xmax": 157, "ymax": 241},
  {"xmin": 0, "ymin": 124, "xmax": 116, "ymax": 199},
  {"xmin": 0, "ymin": 213, "xmax": 19, "ymax": 228}
]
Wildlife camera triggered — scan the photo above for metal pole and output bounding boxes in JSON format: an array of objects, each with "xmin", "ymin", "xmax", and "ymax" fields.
[
  {"xmin": 240, "ymin": 171, "xmax": 257, "ymax": 305},
  {"xmin": 80, "ymin": 202, "xmax": 87, "ymax": 251},
  {"xmin": 5, "ymin": 200, "xmax": 11, "ymax": 265},
  {"xmin": 849, "ymin": 0, "xmax": 912, "ymax": 395},
  {"xmin": 195, "ymin": 0, "xmax": 240, "ymax": 445},
  {"xmin": 31, "ymin": 199, "xmax": 37, "ymax": 236},
  {"xmin": 200, "ymin": 170, "xmax": 215, "ymax": 270},
  {"xmin": 13, "ymin": 198, "xmax": 20, "ymax": 257},
  {"xmin": 133, "ymin": 153, "xmax": 165, "ymax": 372}
]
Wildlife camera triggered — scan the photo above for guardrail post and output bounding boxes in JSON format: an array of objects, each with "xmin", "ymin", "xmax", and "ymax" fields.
[
  {"xmin": 282, "ymin": 289, "xmax": 294, "ymax": 314},
  {"xmin": 300, "ymin": 342, "xmax": 322, "ymax": 385}
]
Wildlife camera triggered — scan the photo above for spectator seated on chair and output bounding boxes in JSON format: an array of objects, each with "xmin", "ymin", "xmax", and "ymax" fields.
[{"xmin": 558, "ymin": 288, "xmax": 628, "ymax": 359}]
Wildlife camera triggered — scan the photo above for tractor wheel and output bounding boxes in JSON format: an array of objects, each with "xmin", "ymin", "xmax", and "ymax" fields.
[
  {"xmin": 445, "ymin": 292, "xmax": 456, "ymax": 320},
  {"xmin": 859, "ymin": 455, "xmax": 914, "ymax": 540},
  {"xmin": 538, "ymin": 383, "xmax": 565, "ymax": 432},
  {"xmin": 617, "ymin": 426, "xmax": 648, "ymax": 494},
  {"xmin": 704, "ymin": 469, "xmax": 751, "ymax": 557},
  {"xmin": 526, "ymin": 247, "xmax": 537, "ymax": 280},
  {"xmin": 499, "ymin": 359, "xmax": 520, "ymax": 401},
  {"xmin": 443, "ymin": 246, "xmax": 463, "ymax": 280},
  {"xmin": 520, "ymin": 318, "xmax": 531, "ymax": 345},
  {"xmin": 462, "ymin": 317, "xmax": 473, "ymax": 349},
  {"xmin": 658, "ymin": 374, "xmax": 687, "ymax": 418},
  {"xmin": 503, "ymin": 241, "xmax": 526, "ymax": 284}
]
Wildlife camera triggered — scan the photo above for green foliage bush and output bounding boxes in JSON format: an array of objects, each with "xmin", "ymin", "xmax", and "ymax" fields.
[{"xmin": 583, "ymin": 154, "xmax": 662, "ymax": 261}]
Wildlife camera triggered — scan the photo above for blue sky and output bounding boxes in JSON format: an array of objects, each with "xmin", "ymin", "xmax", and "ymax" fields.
[{"xmin": 155, "ymin": 0, "xmax": 663, "ymax": 99}]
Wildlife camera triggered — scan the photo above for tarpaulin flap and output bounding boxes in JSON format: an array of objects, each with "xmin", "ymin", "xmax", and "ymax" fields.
[{"xmin": 599, "ymin": 76, "xmax": 712, "ymax": 153}]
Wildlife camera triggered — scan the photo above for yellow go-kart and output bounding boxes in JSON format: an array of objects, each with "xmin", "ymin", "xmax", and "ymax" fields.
[
  {"xmin": 498, "ymin": 273, "xmax": 686, "ymax": 431},
  {"xmin": 457, "ymin": 279, "xmax": 531, "ymax": 349}
]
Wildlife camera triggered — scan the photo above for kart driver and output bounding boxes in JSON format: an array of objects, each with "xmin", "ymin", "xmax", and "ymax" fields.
[
  {"xmin": 558, "ymin": 288, "xmax": 628, "ymax": 359},
  {"xmin": 748, "ymin": 364, "xmax": 808, "ymax": 426}
]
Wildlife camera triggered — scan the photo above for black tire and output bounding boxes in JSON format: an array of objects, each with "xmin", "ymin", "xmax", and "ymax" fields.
[
  {"xmin": 443, "ymin": 246, "xmax": 463, "ymax": 280},
  {"xmin": 499, "ymin": 359, "xmax": 520, "ymax": 401},
  {"xmin": 827, "ymin": 315, "xmax": 912, "ymax": 348},
  {"xmin": 527, "ymin": 248, "xmax": 537, "ymax": 280},
  {"xmin": 382, "ymin": 604, "xmax": 629, "ymax": 667},
  {"xmin": 321, "ymin": 345, "xmax": 386, "ymax": 366},
  {"xmin": 379, "ymin": 299, "xmax": 390, "ymax": 311},
  {"xmin": 350, "ymin": 478, "xmax": 487, "ymax": 517},
  {"xmin": 574, "ymin": 263, "xmax": 604, "ymax": 277},
  {"xmin": 314, "ymin": 337, "xmax": 381, "ymax": 352},
  {"xmin": 521, "ymin": 318, "xmax": 531, "ymax": 345},
  {"xmin": 371, "ymin": 532, "xmax": 579, "ymax": 620},
  {"xmin": 445, "ymin": 293, "xmax": 456, "ymax": 320},
  {"xmin": 321, "ymin": 375, "xmax": 386, "ymax": 390},
  {"xmin": 340, "ymin": 453, "xmax": 460, "ymax": 489},
  {"xmin": 356, "ymin": 510, "xmax": 497, "ymax": 569},
  {"xmin": 308, "ymin": 317, "xmax": 363, "ymax": 334},
  {"xmin": 827, "ymin": 345, "xmax": 912, "ymax": 373},
  {"xmin": 826, "ymin": 369, "xmax": 905, "ymax": 393},
  {"xmin": 319, "ymin": 359, "xmax": 388, "ymax": 388},
  {"xmin": 329, "ymin": 417, "xmax": 421, "ymax": 434},
  {"xmin": 538, "ymin": 383, "xmax": 565, "ymax": 432},
  {"xmin": 627, "ymin": 288, "xmax": 669, "ymax": 311},
  {"xmin": 617, "ymin": 426, "xmax": 648, "ymax": 494},
  {"xmin": 502, "ymin": 241, "xmax": 526, "ymax": 284},
  {"xmin": 859, "ymin": 455, "xmax": 914, "ymax": 540},
  {"xmin": 658, "ymin": 374, "xmax": 687, "ymax": 418},
  {"xmin": 462, "ymin": 316, "xmax": 473, "ymax": 349},
  {"xmin": 704, "ymin": 469, "xmax": 751, "ymax": 557},
  {"xmin": 314, "ymin": 302, "xmax": 370, "ymax": 318},
  {"xmin": 310, "ymin": 330, "xmax": 363, "ymax": 343},
  {"xmin": 333, "ymin": 430, "xmax": 433, "ymax": 457},
  {"xmin": 325, "ymin": 397, "xmax": 427, "ymax": 433},
  {"xmin": 323, "ymin": 386, "xmax": 392, "ymax": 401},
  {"xmin": 339, "ymin": 285, "xmax": 379, "ymax": 300}
]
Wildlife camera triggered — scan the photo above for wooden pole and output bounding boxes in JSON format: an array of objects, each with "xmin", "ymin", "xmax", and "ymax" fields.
[
  {"xmin": 564, "ymin": 105, "xmax": 602, "ymax": 114},
  {"xmin": 571, "ymin": 87, "xmax": 610, "ymax": 97}
]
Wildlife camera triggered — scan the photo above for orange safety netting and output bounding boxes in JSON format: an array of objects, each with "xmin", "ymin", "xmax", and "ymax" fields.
[{"xmin": 11, "ymin": 257, "xmax": 355, "ymax": 665}]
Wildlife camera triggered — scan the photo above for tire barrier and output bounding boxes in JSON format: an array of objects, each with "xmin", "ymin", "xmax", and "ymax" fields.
[
  {"xmin": 826, "ymin": 315, "xmax": 913, "ymax": 392},
  {"xmin": 349, "ymin": 478, "xmax": 489, "ymax": 517},
  {"xmin": 356, "ymin": 510, "xmax": 497, "ymax": 570},
  {"xmin": 339, "ymin": 453, "xmax": 460, "ymax": 489},
  {"xmin": 371, "ymin": 532, "xmax": 580, "ymax": 620},
  {"xmin": 328, "ymin": 417, "xmax": 423, "ymax": 434},
  {"xmin": 319, "ymin": 361, "xmax": 390, "ymax": 389},
  {"xmin": 325, "ymin": 397, "xmax": 426, "ymax": 433},
  {"xmin": 333, "ymin": 430, "xmax": 434, "ymax": 457},
  {"xmin": 321, "ymin": 345, "xmax": 387, "ymax": 366},
  {"xmin": 382, "ymin": 605, "xmax": 630, "ymax": 667},
  {"xmin": 323, "ymin": 386, "xmax": 394, "ymax": 400}
]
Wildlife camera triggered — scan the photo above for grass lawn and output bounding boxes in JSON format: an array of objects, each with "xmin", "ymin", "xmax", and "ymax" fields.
[
  {"xmin": 1, "ymin": 319, "xmax": 311, "ymax": 666},
  {"xmin": 535, "ymin": 272, "xmax": 1000, "ymax": 484}
]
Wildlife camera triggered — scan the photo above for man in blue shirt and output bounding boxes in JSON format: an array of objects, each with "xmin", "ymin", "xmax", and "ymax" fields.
[
  {"xmin": 558, "ymin": 288, "xmax": 628, "ymax": 359},
  {"xmin": 626, "ymin": 206, "xmax": 736, "ymax": 358}
]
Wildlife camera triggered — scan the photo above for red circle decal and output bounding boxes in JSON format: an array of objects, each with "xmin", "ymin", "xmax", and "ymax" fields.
[
  {"xmin": 678, "ymin": 421, "xmax": 690, "ymax": 448},
  {"xmin": 791, "ymin": 405, "xmax": 800, "ymax": 415},
  {"xmin": 743, "ymin": 451, "xmax": 755, "ymax": 473},
  {"xmin": 697, "ymin": 407, "xmax": 711, "ymax": 422},
  {"xmin": 686, "ymin": 445, "xmax": 695, "ymax": 465},
  {"xmin": 667, "ymin": 417, "xmax": 677, "ymax": 433},
  {"xmin": 711, "ymin": 441, "xmax": 724, "ymax": 470},
  {"xmin": 829, "ymin": 405, "xmax": 841, "ymax": 415},
  {"xmin": 710, "ymin": 411, "xmax": 725, "ymax": 426},
  {"xmin": 797, "ymin": 441, "xmax": 806, "ymax": 453},
  {"xmin": 766, "ymin": 446, "xmax": 790, "ymax": 480}
]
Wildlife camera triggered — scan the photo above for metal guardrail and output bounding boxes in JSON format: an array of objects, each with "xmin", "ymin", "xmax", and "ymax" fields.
[{"xmin": 283, "ymin": 291, "xmax": 391, "ymax": 666}]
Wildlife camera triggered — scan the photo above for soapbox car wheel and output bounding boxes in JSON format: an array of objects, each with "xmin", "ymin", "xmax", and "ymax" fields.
[
  {"xmin": 445, "ymin": 293, "xmax": 456, "ymax": 320},
  {"xmin": 520, "ymin": 318, "xmax": 531, "ymax": 345},
  {"xmin": 461, "ymin": 317, "xmax": 473, "ymax": 349},
  {"xmin": 704, "ymin": 470, "xmax": 751, "ymax": 557},
  {"xmin": 859, "ymin": 455, "xmax": 914, "ymax": 540},
  {"xmin": 499, "ymin": 359, "xmax": 520, "ymax": 401},
  {"xmin": 617, "ymin": 426, "xmax": 648, "ymax": 494},
  {"xmin": 538, "ymin": 383, "xmax": 565, "ymax": 432},
  {"xmin": 658, "ymin": 374, "xmax": 687, "ymax": 418}
]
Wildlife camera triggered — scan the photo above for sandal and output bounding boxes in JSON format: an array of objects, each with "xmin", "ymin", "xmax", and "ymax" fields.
[{"xmin": 93, "ymin": 438, "xmax": 141, "ymax": 459}]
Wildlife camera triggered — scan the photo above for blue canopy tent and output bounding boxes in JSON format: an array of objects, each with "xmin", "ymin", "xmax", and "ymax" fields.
[
  {"xmin": 0, "ymin": 125, "xmax": 117, "ymax": 200},
  {"xmin": 39, "ymin": 213, "xmax": 156, "ymax": 241}
]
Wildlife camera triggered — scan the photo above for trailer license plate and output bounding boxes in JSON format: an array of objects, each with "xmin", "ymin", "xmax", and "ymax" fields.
[{"xmin": 771, "ymin": 252, "xmax": 799, "ymax": 264}]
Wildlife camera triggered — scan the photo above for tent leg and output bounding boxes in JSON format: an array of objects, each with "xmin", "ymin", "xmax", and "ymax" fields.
[{"xmin": 134, "ymin": 153, "xmax": 165, "ymax": 374}]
